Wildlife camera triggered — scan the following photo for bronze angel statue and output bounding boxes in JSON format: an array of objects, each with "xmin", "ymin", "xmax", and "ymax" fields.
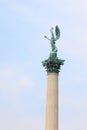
[{"xmin": 44, "ymin": 25, "xmax": 60, "ymax": 53}]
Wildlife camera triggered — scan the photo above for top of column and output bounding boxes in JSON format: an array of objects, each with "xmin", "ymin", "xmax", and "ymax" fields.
[{"xmin": 42, "ymin": 25, "xmax": 65, "ymax": 73}]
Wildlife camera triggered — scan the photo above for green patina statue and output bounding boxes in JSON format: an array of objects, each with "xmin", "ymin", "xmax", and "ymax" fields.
[
  {"xmin": 42, "ymin": 25, "xmax": 65, "ymax": 73},
  {"xmin": 44, "ymin": 26, "xmax": 60, "ymax": 54}
]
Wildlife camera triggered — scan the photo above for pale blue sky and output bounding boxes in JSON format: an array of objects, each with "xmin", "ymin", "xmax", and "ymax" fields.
[{"xmin": 0, "ymin": 0, "xmax": 87, "ymax": 130}]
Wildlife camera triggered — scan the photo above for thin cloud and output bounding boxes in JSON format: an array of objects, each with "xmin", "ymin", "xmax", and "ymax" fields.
[
  {"xmin": 0, "ymin": 116, "xmax": 44, "ymax": 130},
  {"xmin": 0, "ymin": 0, "xmax": 29, "ymax": 14},
  {"xmin": 0, "ymin": 67, "xmax": 34, "ymax": 99}
]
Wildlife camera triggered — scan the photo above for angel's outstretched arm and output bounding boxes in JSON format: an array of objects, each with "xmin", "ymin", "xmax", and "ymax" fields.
[{"xmin": 44, "ymin": 36, "xmax": 51, "ymax": 41}]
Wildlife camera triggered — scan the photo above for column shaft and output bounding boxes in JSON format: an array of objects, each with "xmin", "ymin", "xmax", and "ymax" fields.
[{"xmin": 45, "ymin": 72, "xmax": 58, "ymax": 130}]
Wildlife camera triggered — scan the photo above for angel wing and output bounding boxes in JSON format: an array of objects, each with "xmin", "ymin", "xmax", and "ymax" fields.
[{"xmin": 55, "ymin": 25, "xmax": 60, "ymax": 40}]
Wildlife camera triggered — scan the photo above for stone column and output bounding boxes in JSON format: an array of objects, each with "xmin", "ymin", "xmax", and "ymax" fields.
[
  {"xmin": 45, "ymin": 72, "xmax": 58, "ymax": 130},
  {"xmin": 42, "ymin": 57, "xmax": 64, "ymax": 130}
]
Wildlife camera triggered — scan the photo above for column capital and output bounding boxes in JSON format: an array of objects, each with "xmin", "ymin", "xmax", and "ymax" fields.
[{"xmin": 42, "ymin": 56, "xmax": 65, "ymax": 73}]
